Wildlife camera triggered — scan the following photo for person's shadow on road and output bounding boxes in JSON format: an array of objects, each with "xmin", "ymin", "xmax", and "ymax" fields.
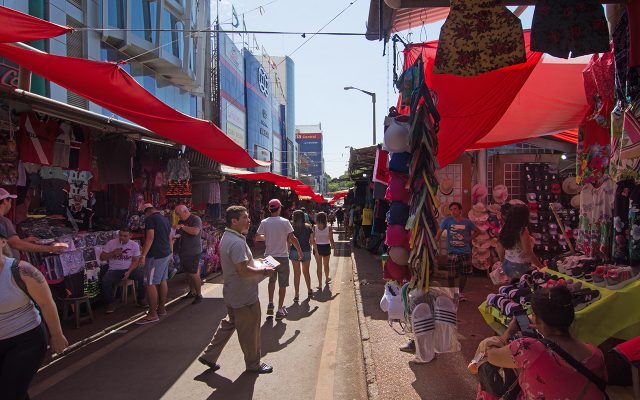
[
  {"xmin": 195, "ymin": 370, "xmax": 258, "ymax": 400},
  {"xmin": 285, "ymin": 298, "xmax": 318, "ymax": 321},
  {"xmin": 312, "ymin": 285, "xmax": 340, "ymax": 303},
  {"xmin": 260, "ymin": 319, "xmax": 300, "ymax": 357}
]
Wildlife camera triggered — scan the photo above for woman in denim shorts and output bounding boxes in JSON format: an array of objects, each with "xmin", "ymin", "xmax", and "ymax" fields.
[{"xmin": 290, "ymin": 210, "xmax": 315, "ymax": 301}]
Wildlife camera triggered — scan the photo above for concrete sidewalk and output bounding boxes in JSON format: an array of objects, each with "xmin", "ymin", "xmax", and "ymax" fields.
[{"xmin": 350, "ymin": 241, "xmax": 495, "ymax": 400}]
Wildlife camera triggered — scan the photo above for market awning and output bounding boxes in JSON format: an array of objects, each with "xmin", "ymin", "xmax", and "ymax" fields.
[
  {"xmin": 227, "ymin": 171, "xmax": 325, "ymax": 202},
  {"xmin": 0, "ymin": 6, "xmax": 71, "ymax": 43},
  {"xmin": 400, "ymin": 32, "xmax": 589, "ymax": 167}
]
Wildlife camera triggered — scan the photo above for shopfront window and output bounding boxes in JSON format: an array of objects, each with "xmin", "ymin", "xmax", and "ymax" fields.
[
  {"xmin": 161, "ymin": 8, "xmax": 184, "ymax": 60},
  {"xmin": 108, "ymin": 0, "xmax": 125, "ymax": 29},
  {"xmin": 132, "ymin": 0, "xmax": 157, "ymax": 44}
]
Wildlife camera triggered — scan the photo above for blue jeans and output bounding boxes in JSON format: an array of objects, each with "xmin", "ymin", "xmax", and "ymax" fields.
[
  {"xmin": 502, "ymin": 259, "xmax": 532, "ymax": 279},
  {"xmin": 101, "ymin": 268, "xmax": 145, "ymax": 305}
]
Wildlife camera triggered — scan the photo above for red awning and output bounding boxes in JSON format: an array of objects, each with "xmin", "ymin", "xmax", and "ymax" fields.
[
  {"xmin": 228, "ymin": 171, "xmax": 325, "ymax": 201},
  {"xmin": 0, "ymin": 44, "xmax": 266, "ymax": 168},
  {"xmin": 0, "ymin": 6, "xmax": 71, "ymax": 43},
  {"xmin": 401, "ymin": 32, "xmax": 588, "ymax": 167}
]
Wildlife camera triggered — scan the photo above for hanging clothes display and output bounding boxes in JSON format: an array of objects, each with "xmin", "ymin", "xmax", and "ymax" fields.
[
  {"xmin": 576, "ymin": 178, "xmax": 615, "ymax": 258},
  {"xmin": 434, "ymin": 0, "xmax": 526, "ymax": 76},
  {"xmin": 576, "ymin": 52, "xmax": 615, "ymax": 187},
  {"xmin": 530, "ymin": 0, "xmax": 610, "ymax": 59}
]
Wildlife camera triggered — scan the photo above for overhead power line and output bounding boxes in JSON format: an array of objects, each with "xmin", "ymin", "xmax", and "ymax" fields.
[{"xmin": 83, "ymin": 28, "xmax": 374, "ymax": 37}]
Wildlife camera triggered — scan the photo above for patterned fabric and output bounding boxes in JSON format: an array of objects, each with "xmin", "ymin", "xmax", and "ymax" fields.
[
  {"xmin": 447, "ymin": 253, "xmax": 472, "ymax": 277},
  {"xmin": 577, "ymin": 52, "xmax": 614, "ymax": 187},
  {"xmin": 531, "ymin": 0, "xmax": 610, "ymax": 59},
  {"xmin": 434, "ymin": 0, "xmax": 525, "ymax": 77},
  {"xmin": 577, "ymin": 179, "xmax": 615, "ymax": 258},
  {"xmin": 613, "ymin": 13, "xmax": 640, "ymax": 102},
  {"xmin": 613, "ymin": 180, "xmax": 635, "ymax": 263}
]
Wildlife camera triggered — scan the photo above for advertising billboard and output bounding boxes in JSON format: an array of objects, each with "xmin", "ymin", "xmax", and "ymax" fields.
[
  {"xmin": 296, "ymin": 132, "xmax": 323, "ymax": 177},
  {"xmin": 218, "ymin": 32, "xmax": 246, "ymax": 148},
  {"xmin": 244, "ymin": 50, "xmax": 272, "ymax": 172}
]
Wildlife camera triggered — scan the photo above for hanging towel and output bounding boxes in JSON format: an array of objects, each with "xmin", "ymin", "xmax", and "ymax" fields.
[{"xmin": 412, "ymin": 303, "xmax": 436, "ymax": 363}]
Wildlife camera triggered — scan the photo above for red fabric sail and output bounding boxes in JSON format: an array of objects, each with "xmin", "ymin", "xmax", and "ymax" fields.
[
  {"xmin": 401, "ymin": 32, "xmax": 543, "ymax": 167},
  {"xmin": 0, "ymin": 43, "xmax": 266, "ymax": 168},
  {"xmin": 228, "ymin": 172, "xmax": 325, "ymax": 200},
  {"xmin": 0, "ymin": 6, "xmax": 71, "ymax": 43}
]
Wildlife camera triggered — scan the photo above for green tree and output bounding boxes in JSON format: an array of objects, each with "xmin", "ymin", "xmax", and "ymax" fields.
[{"xmin": 326, "ymin": 172, "xmax": 353, "ymax": 193}]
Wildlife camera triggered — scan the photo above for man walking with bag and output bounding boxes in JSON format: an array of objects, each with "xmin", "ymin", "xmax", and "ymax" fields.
[
  {"xmin": 198, "ymin": 206, "xmax": 274, "ymax": 374},
  {"xmin": 256, "ymin": 199, "xmax": 303, "ymax": 321}
]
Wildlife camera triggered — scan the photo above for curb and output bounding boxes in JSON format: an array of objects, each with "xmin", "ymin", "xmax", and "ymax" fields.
[{"xmin": 350, "ymin": 250, "xmax": 379, "ymax": 400}]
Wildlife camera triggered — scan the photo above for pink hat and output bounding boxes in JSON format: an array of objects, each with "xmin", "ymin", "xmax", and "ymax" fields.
[
  {"xmin": 472, "ymin": 184, "xmax": 488, "ymax": 203},
  {"xmin": 383, "ymin": 258, "xmax": 411, "ymax": 282},
  {"xmin": 492, "ymin": 185, "xmax": 509, "ymax": 205},
  {"xmin": 385, "ymin": 171, "xmax": 410, "ymax": 203},
  {"xmin": 0, "ymin": 188, "xmax": 17, "ymax": 201},
  {"xmin": 386, "ymin": 224, "xmax": 410, "ymax": 248},
  {"xmin": 268, "ymin": 199, "xmax": 282, "ymax": 210}
]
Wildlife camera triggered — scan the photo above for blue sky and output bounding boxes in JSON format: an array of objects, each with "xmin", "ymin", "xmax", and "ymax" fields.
[{"xmin": 216, "ymin": 1, "xmax": 535, "ymax": 177}]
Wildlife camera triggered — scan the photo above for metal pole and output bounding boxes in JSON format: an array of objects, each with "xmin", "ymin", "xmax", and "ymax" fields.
[{"xmin": 372, "ymin": 93, "xmax": 377, "ymax": 145}]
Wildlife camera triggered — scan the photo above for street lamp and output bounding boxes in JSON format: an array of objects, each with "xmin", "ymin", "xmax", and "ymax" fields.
[{"xmin": 344, "ymin": 86, "xmax": 376, "ymax": 145}]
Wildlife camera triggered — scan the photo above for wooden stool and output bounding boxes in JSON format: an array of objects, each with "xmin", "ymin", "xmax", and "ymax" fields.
[
  {"xmin": 112, "ymin": 279, "xmax": 137, "ymax": 305},
  {"xmin": 60, "ymin": 296, "xmax": 94, "ymax": 329}
]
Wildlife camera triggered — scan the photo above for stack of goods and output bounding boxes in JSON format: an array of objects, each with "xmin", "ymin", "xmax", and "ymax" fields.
[
  {"xmin": 485, "ymin": 270, "xmax": 602, "ymax": 327},
  {"xmin": 403, "ymin": 55, "xmax": 441, "ymax": 291},
  {"xmin": 23, "ymin": 231, "xmax": 118, "ymax": 291},
  {"xmin": 166, "ymin": 157, "xmax": 192, "ymax": 210},
  {"xmin": 468, "ymin": 203, "xmax": 494, "ymax": 270},
  {"xmin": 383, "ymin": 115, "xmax": 412, "ymax": 283},
  {"xmin": 555, "ymin": 254, "xmax": 640, "ymax": 290}
]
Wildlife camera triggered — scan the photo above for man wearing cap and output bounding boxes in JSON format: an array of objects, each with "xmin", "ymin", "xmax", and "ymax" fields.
[
  {"xmin": 0, "ymin": 188, "xmax": 65, "ymax": 257},
  {"xmin": 138, "ymin": 203, "xmax": 172, "ymax": 324},
  {"xmin": 255, "ymin": 199, "xmax": 304, "ymax": 320},
  {"xmin": 435, "ymin": 202, "xmax": 481, "ymax": 301}
]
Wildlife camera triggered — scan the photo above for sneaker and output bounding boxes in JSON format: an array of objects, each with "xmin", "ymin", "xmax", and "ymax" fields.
[
  {"xmin": 592, "ymin": 265, "xmax": 613, "ymax": 287},
  {"xmin": 267, "ymin": 303, "xmax": 274, "ymax": 316},
  {"xmin": 275, "ymin": 309, "xmax": 286, "ymax": 321},
  {"xmin": 606, "ymin": 266, "xmax": 639, "ymax": 290},
  {"xmin": 192, "ymin": 295, "xmax": 203, "ymax": 305},
  {"xmin": 572, "ymin": 289, "xmax": 601, "ymax": 311},
  {"xmin": 198, "ymin": 357, "xmax": 221, "ymax": 372},
  {"xmin": 105, "ymin": 304, "xmax": 116, "ymax": 314},
  {"xmin": 247, "ymin": 362, "xmax": 273, "ymax": 374},
  {"xmin": 400, "ymin": 339, "xmax": 416, "ymax": 354},
  {"xmin": 168, "ymin": 268, "xmax": 178, "ymax": 280}
]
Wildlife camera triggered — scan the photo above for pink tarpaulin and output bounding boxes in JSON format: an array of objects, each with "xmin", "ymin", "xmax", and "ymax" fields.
[
  {"xmin": 0, "ymin": 6, "xmax": 71, "ymax": 43},
  {"xmin": 0, "ymin": 43, "xmax": 267, "ymax": 168},
  {"xmin": 402, "ymin": 32, "xmax": 589, "ymax": 167}
]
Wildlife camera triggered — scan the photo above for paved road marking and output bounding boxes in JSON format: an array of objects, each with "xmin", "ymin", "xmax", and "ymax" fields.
[
  {"xmin": 314, "ymin": 255, "xmax": 345, "ymax": 400},
  {"xmin": 30, "ymin": 283, "xmax": 222, "ymax": 398}
]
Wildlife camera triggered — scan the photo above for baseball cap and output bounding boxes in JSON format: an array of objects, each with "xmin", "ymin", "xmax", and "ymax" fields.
[
  {"xmin": 268, "ymin": 199, "xmax": 282, "ymax": 210},
  {"xmin": 0, "ymin": 188, "xmax": 17, "ymax": 201},
  {"xmin": 142, "ymin": 203, "xmax": 155, "ymax": 211}
]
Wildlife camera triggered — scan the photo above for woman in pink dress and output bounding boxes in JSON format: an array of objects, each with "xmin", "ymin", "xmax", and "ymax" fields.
[{"xmin": 478, "ymin": 286, "xmax": 607, "ymax": 400}]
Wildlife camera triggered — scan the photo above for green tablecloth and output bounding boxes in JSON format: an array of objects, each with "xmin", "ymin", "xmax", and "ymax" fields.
[{"xmin": 478, "ymin": 273, "xmax": 640, "ymax": 346}]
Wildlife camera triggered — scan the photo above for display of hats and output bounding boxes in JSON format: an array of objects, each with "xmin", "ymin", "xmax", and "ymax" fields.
[
  {"xmin": 389, "ymin": 152, "xmax": 411, "ymax": 173},
  {"xmin": 509, "ymin": 199, "xmax": 525, "ymax": 205},
  {"xmin": 386, "ymin": 224, "xmax": 410, "ymax": 248},
  {"xmin": 475, "ymin": 220, "xmax": 490, "ymax": 231},
  {"xmin": 389, "ymin": 246, "xmax": 410, "ymax": 266},
  {"xmin": 386, "ymin": 171, "xmax": 410, "ymax": 203},
  {"xmin": 383, "ymin": 116, "xmax": 411, "ymax": 153},
  {"xmin": 551, "ymin": 183, "xmax": 561, "ymax": 195},
  {"xmin": 388, "ymin": 202, "xmax": 410, "ymax": 225},
  {"xmin": 472, "ymin": 237, "xmax": 492, "ymax": 249},
  {"xmin": 383, "ymin": 258, "xmax": 412, "ymax": 282},
  {"xmin": 473, "ymin": 247, "xmax": 491, "ymax": 260},
  {"xmin": 439, "ymin": 176, "xmax": 454, "ymax": 196},
  {"xmin": 487, "ymin": 203, "xmax": 501, "ymax": 215},
  {"xmin": 472, "ymin": 184, "xmax": 488, "ymax": 203},
  {"xmin": 562, "ymin": 177, "xmax": 579, "ymax": 195},
  {"xmin": 570, "ymin": 195, "xmax": 581, "ymax": 209},
  {"xmin": 492, "ymin": 184, "xmax": 509, "ymax": 204}
]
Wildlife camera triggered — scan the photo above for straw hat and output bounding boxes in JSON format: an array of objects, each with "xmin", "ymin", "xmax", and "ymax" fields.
[
  {"xmin": 509, "ymin": 199, "xmax": 525, "ymax": 205},
  {"xmin": 468, "ymin": 203, "xmax": 489, "ymax": 222},
  {"xmin": 571, "ymin": 195, "xmax": 581, "ymax": 209},
  {"xmin": 473, "ymin": 237, "xmax": 492, "ymax": 249},
  {"xmin": 472, "ymin": 203, "xmax": 487, "ymax": 214},
  {"xmin": 472, "ymin": 184, "xmax": 488, "ymax": 203},
  {"xmin": 389, "ymin": 246, "xmax": 410, "ymax": 266},
  {"xmin": 492, "ymin": 184, "xmax": 509, "ymax": 205},
  {"xmin": 562, "ymin": 177, "xmax": 579, "ymax": 195},
  {"xmin": 473, "ymin": 247, "xmax": 491, "ymax": 260},
  {"xmin": 487, "ymin": 203, "xmax": 501, "ymax": 215},
  {"xmin": 440, "ymin": 200, "xmax": 451, "ymax": 217},
  {"xmin": 439, "ymin": 176, "xmax": 454, "ymax": 196}
]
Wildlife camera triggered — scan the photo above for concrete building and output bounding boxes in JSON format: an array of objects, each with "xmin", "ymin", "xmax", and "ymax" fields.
[
  {"xmin": 0, "ymin": 0, "xmax": 210, "ymax": 119},
  {"xmin": 295, "ymin": 123, "xmax": 325, "ymax": 193}
]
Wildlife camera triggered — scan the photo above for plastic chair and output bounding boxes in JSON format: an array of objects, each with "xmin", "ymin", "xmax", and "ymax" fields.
[{"xmin": 112, "ymin": 279, "xmax": 137, "ymax": 305}]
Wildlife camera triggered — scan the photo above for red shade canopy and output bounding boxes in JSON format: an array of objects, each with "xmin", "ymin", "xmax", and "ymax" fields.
[
  {"xmin": 401, "ymin": 32, "xmax": 588, "ymax": 166},
  {"xmin": 229, "ymin": 172, "xmax": 325, "ymax": 202},
  {"xmin": 0, "ymin": 44, "xmax": 266, "ymax": 168},
  {"xmin": 0, "ymin": 6, "xmax": 71, "ymax": 43}
]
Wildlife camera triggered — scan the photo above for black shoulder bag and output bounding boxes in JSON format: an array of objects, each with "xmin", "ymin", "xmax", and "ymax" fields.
[{"xmin": 539, "ymin": 338, "xmax": 609, "ymax": 399}]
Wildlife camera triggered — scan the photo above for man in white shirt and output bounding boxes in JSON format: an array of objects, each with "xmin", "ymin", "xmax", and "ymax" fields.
[
  {"xmin": 100, "ymin": 227, "xmax": 145, "ymax": 313},
  {"xmin": 256, "ymin": 199, "xmax": 303, "ymax": 320}
]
